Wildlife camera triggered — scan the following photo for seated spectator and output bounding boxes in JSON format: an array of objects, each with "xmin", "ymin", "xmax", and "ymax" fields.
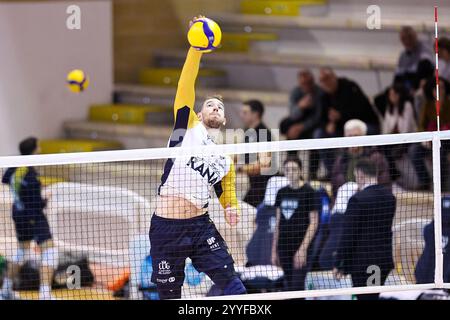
[
  {"xmin": 238, "ymin": 100, "xmax": 274, "ymax": 208},
  {"xmin": 409, "ymin": 77, "xmax": 450, "ymax": 190},
  {"xmin": 415, "ymin": 195, "xmax": 450, "ymax": 284},
  {"xmin": 381, "ymin": 83, "xmax": 417, "ymax": 180},
  {"xmin": 394, "ymin": 26, "xmax": 434, "ymax": 92},
  {"xmin": 438, "ymin": 37, "xmax": 450, "ymax": 83},
  {"xmin": 314, "ymin": 67, "xmax": 380, "ymax": 177},
  {"xmin": 271, "ymin": 156, "xmax": 320, "ymax": 292},
  {"xmin": 280, "ymin": 70, "xmax": 323, "ymax": 179},
  {"xmin": 333, "ymin": 159, "xmax": 396, "ymax": 300},
  {"xmin": 331, "ymin": 119, "xmax": 390, "ymax": 196}
]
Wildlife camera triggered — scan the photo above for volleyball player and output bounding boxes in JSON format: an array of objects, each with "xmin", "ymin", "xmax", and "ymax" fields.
[
  {"xmin": 1, "ymin": 137, "xmax": 58, "ymax": 300},
  {"xmin": 149, "ymin": 16, "xmax": 247, "ymax": 299}
]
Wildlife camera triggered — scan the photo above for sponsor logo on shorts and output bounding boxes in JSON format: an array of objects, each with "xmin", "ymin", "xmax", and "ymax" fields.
[
  {"xmin": 158, "ymin": 260, "xmax": 171, "ymax": 275},
  {"xmin": 156, "ymin": 278, "xmax": 168, "ymax": 284},
  {"xmin": 207, "ymin": 237, "xmax": 220, "ymax": 251},
  {"xmin": 169, "ymin": 277, "xmax": 175, "ymax": 283}
]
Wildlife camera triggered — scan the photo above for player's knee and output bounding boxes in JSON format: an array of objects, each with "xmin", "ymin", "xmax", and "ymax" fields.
[
  {"xmin": 41, "ymin": 247, "xmax": 58, "ymax": 268},
  {"xmin": 222, "ymin": 277, "xmax": 247, "ymax": 295}
]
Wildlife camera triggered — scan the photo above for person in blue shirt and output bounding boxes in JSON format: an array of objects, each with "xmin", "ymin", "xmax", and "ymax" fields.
[{"xmin": 1, "ymin": 137, "xmax": 58, "ymax": 300}]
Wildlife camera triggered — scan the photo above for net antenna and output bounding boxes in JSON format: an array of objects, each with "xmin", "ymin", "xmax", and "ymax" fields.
[{"xmin": 435, "ymin": 6, "xmax": 440, "ymax": 132}]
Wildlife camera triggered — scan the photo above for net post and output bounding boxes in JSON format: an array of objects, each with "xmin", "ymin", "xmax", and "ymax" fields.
[{"xmin": 432, "ymin": 132, "xmax": 444, "ymax": 288}]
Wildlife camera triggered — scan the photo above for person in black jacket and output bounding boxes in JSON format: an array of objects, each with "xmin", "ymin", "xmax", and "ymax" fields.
[
  {"xmin": 333, "ymin": 158, "xmax": 396, "ymax": 300},
  {"xmin": 415, "ymin": 195, "xmax": 450, "ymax": 284},
  {"xmin": 314, "ymin": 68, "xmax": 380, "ymax": 177},
  {"xmin": 0, "ymin": 137, "xmax": 58, "ymax": 300}
]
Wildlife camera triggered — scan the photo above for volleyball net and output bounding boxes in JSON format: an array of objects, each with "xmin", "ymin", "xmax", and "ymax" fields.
[{"xmin": 0, "ymin": 130, "xmax": 449, "ymax": 300}]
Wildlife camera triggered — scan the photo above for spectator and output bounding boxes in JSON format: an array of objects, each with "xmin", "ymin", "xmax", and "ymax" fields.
[
  {"xmin": 271, "ymin": 157, "xmax": 320, "ymax": 292},
  {"xmin": 381, "ymin": 83, "xmax": 417, "ymax": 180},
  {"xmin": 331, "ymin": 119, "xmax": 390, "ymax": 196},
  {"xmin": 333, "ymin": 158, "xmax": 396, "ymax": 300},
  {"xmin": 415, "ymin": 195, "xmax": 450, "ymax": 284},
  {"xmin": 438, "ymin": 37, "xmax": 450, "ymax": 83},
  {"xmin": 280, "ymin": 70, "xmax": 323, "ymax": 179},
  {"xmin": 238, "ymin": 99, "xmax": 273, "ymax": 208},
  {"xmin": 314, "ymin": 67, "xmax": 380, "ymax": 177},
  {"xmin": 394, "ymin": 26, "xmax": 434, "ymax": 92},
  {"xmin": 409, "ymin": 77, "xmax": 450, "ymax": 190}
]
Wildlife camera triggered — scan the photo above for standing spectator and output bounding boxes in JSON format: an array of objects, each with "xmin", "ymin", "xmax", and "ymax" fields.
[
  {"xmin": 314, "ymin": 67, "xmax": 380, "ymax": 177},
  {"xmin": 409, "ymin": 77, "xmax": 450, "ymax": 190},
  {"xmin": 333, "ymin": 158, "xmax": 396, "ymax": 300},
  {"xmin": 394, "ymin": 26, "xmax": 434, "ymax": 92},
  {"xmin": 238, "ymin": 100, "xmax": 273, "ymax": 208},
  {"xmin": 381, "ymin": 83, "xmax": 417, "ymax": 180},
  {"xmin": 280, "ymin": 70, "xmax": 323, "ymax": 179},
  {"xmin": 271, "ymin": 157, "xmax": 320, "ymax": 292},
  {"xmin": 331, "ymin": 119, "xmax": 390, "ymax": 196}
]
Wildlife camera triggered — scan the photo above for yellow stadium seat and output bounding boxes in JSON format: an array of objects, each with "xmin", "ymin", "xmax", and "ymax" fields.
[
  {"xmin": 89, "ymin": 104, "xmax": 169, "ymax": 124},
  {"xmin": 139, "ymin": 67, "xmax": 226, "ymax": 86},
  {"xmin": 241, "ymin": 0, "xmax": 326, "ymax": 16},
  {"xmin": 39, "ymin": 176, "xmax": 66, "ymax": 187},
  {"xmin": 220, "ymin": 32, "xmax": 278, "ymax": 52},
  {"xmin": 39, "ymin": 139, "xmax": 122, "ymax": 154}
]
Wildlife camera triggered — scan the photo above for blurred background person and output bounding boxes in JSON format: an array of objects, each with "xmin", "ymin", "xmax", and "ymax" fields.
[
  {"xmin": 381, "ymin": 83, "xmax": 417, "ymax": 181},
  {"xmin": 271, "ymin": 157, "xmax": 320, "ymax": 292},
  {"xmin": 331, "ymin": 119, "xmax": 390, "ymax": 196},
  {"xmin": 333, "ymin": 158, "xmax": 396, "ymax": 300},
  {"xmin": 409, "ymin": 77, "xmax": 450, "ymax": 191},
  {"xmin": 314, "ymin": 67, "xmax": 380, "ymax": 178},
  {"xmin": 438, "ymin": 37, "xmax": 450, "ymax": 83},
  {"xmin": 238, "ymin": 99, "xmax": 273, "ymax": 208},
  {"xmin": 279, "ymin": 70, "xmax": 323, "ymax": 179}
]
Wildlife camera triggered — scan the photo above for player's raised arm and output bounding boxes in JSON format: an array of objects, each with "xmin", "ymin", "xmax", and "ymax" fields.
[{"xmin": 173, "ymin": 18, "xmax": 204, "ymax": 129}]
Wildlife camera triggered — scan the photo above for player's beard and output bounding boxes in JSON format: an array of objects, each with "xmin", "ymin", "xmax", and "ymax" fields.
[{"xmin": 204, "ymin": 116, "xmax": 222, "ymax": 129}]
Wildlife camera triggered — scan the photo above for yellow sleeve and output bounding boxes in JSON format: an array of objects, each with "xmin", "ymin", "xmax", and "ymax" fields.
[
  {"xmin": 214, "ymin": 161, "xmax": 240, "ymax": 214},
  {"xmin": 173, "ymin": 47, "xmax": 203, "ymax": 129}
]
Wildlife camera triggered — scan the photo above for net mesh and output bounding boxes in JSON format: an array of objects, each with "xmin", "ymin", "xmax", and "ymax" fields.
[{"xmin": 0, "ymin": 132, "xmax": 448, "ymax": 300}]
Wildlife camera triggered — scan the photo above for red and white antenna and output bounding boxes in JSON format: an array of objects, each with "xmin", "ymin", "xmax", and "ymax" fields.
[{"xmin": 435, "ymin": 6, "xmax": 440, "ymax": 131}]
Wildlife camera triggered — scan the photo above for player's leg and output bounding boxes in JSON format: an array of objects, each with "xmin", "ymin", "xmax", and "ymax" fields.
[
  {"xmin": 191, "ymin": 217, "xmax": 246, "ymax": 296},
  {"xmin": 149, "ymin": 214, "xmax": 190, "ymax": 299},
  {"xmin": 0, "ymin": 241, "xmax": 30, "ymax": 300},
  {"xmin": 33, "ymin": 212, "xmax": 58, "ymax": 300}
]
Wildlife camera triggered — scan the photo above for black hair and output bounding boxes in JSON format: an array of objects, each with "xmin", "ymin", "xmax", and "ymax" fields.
[
  {"xmin": 355, "ymin": 158, "xmax": 377, "ymax": 177},
  {"xmin": 243, "ymin": 99, "xmax": 264, "ymax": 118},
  {"xmin": 387, "ymin": 82, "xmax": 413, "ymax": 115},
  {"xmin": 19, "ymin": 137, "xmax": 38, "ymax": 155},
  {"xmin": 283, "ymin": 155, "xmax": 303, "ymax": 170},
  {"xmin": 424, "ymin": 76, "xmax": 450, "ymax": 101}
]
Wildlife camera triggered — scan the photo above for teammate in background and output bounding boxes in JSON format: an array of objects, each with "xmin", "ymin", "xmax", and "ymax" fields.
[
  {"xmin": 1, "ymin": 137, "xmax": 58, "ymax": 300},
  {"xmin": 150, "ymin": 16, "xmax": 246, "ymax": 299},
  {"xmin": 271, "ymin": 157, "xmax": 320, "ymax": 292}
]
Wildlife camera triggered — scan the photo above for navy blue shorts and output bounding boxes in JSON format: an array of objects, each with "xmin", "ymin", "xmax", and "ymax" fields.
[
  {"xmin": 149, "ymin": 213, "xmax": 234, "ymax": 289},
  {"xmin": 13, "ymin": 208, "xmax": 52, "ymax": 245}
]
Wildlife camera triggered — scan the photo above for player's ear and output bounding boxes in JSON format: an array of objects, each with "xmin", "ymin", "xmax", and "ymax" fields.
[
  {"xmin": 197, "ymin": 112, "xmax": 202, "ymax": 121},
  {"xmin": 222, "ymin": 117, "xmax": 227, "ymax": 126}
]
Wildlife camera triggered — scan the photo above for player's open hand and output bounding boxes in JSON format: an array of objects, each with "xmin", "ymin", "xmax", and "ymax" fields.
[
  {"xmin": 293, "ymin": 247, "xmax": 307, "ymax": 269},
  {"xmin": 224, "ymin": 206, "xmax": 240, "ymax": 227},
  {"xmin": 189, "ymin": 15, "xmax": 205, "ymax": 28}
]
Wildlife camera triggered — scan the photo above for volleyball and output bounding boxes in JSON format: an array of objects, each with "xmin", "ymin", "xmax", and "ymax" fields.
[
  {"xmin": 66, "ymin": 69, "xmax": 89, "ymax": 93},
  {"xmin": 187, "ymin": 17, "xmax": 222, "ymax": 53}
]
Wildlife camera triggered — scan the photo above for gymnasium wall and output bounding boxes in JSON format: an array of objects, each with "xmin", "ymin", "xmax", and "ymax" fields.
[{"xmin": 0, "ymin": 0, "xmax": 113, "ymax": 156}]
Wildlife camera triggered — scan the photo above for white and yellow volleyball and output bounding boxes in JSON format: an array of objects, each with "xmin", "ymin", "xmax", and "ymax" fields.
[
  {"xmin": 66, "ymin": 69, "xmax": 89, "ymax": 93},
  {"xmin": 187, "ymin": 17, "xmax": 222, "ymax": 53}
]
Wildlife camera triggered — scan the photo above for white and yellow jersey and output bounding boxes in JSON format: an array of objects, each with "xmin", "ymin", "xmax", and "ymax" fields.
[{"xmin": 158, "ymin": 48, "xmax": 239, "ymax": 211}]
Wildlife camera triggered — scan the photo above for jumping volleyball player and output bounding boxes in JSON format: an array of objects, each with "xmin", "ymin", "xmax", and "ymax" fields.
[
  {"xmin": 150, "ymin": 16, "xmax": 247, "ymax": 299},
  {"xmin": 1, "ymin": 137, "xmax": 58, "ymax": 300}
]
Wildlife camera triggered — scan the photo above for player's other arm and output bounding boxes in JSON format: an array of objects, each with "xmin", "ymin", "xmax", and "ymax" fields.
[{"xmin": 214, "ymin": 161, "xmax": 240, "ymax": 226}]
